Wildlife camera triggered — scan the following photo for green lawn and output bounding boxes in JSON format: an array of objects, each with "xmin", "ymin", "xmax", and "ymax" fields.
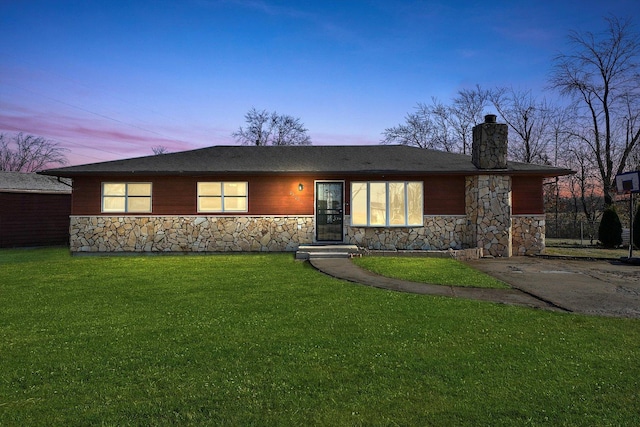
[
  {"xmin": 545, "ymin": 238, "xmax": 630, "ymax": 258},
  {"xmin": 352, "ymin": 256, "xmax": 510, "ymax": 288},
  {"xmin": 1, "ymin": 248, "xmax": 639, "ymax": 426}
]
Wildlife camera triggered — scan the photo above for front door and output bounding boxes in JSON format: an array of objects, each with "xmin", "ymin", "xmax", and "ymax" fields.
[{"xmin": 315, "ymin": 181, "xmax": 344, "ymax": 242}]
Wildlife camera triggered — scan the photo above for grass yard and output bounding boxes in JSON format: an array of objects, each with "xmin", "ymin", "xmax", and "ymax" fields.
[
  {"xmin": 352, "ymin": 256, "xmax": 510, "ymax": 288},
  {"xmin": 1, "ymin": 248, "xmax": 639, "ymax": 426},
  {"xmin": 545, "ymin": 238, "xmax": 630, "ymax": 258}
]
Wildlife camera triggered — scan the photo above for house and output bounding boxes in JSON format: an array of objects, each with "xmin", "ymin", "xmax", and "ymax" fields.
[
  {"xmin": 0, "ymin": 171, "xmax": 72, "ymax": 248},
  {"xmin": 41, "ymin": 116, "xmax": 572, "ymax": 256}
]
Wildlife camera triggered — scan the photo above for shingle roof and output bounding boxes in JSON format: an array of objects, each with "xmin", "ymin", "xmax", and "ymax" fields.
[
  {"xmin": 41, "ymin": 145, "xmax": 572, "ymax": 177},
  {"xmin": 0, "ymin": 171, "xmax": 72, "ymax": 193}
]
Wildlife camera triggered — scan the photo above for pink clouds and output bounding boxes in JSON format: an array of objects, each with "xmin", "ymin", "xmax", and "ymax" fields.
[
  {"xmin": 0, "ymin": 105, "xmax": 235, "ymax": 166},
  {"xmin": 0, "ymin": 95, "xmax": 381, "ymax": 168},
  {"xmin": 1, "ymin": 102, "xmax": 380, "ymax": 167},
  {"xmin": 0, "ymin": 107, "xmax": 379, "ymax": 164}
]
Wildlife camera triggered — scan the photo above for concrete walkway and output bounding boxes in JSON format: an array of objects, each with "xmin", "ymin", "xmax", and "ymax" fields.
[
  {"xmin": 309, "ymin": 258, "xmax": 567, "ymax": 313},
  {"xmin": 467, "ymin": 257, "xmax": 640, "ymax": 318},
  {"xmin": 310, "ymin": 257, "xmax": 640, "ymax": 318}
]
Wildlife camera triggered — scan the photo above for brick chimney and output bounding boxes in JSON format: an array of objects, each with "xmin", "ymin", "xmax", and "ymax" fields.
[{"xmin": 472, "ymin": 114, "xmax": 508, "ymax": 169}]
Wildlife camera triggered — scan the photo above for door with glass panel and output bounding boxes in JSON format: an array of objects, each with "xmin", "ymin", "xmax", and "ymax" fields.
[{"xmin": 315, "ymin": 182, "xmax": 344, "ymax": 242}]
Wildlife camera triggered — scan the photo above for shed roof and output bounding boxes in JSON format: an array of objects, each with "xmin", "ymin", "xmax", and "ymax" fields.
[
  {"xmin": 0, "ymin": 171, "xmax": 72, "ymax": 194},
  {"xmin": 41, "ymin": 145, "xmax": 572, "ymax": 177}
]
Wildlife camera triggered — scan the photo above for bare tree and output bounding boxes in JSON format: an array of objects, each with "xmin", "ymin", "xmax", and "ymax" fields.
[
  {"xmin": 382, "ymin": 84, "xmax": 558, "ymax": 165},
  {"xmin": 271, "ymin": 114, "xmax": 312, "ymax": 146},
  {"xmin": 630, "ymin": 141, "xmax": 640, "ymax": 171},
  {"xmin": 428, "ymin": 99, "xmax": 458, "ymax": 152},
  {"xmin": 382, "ymin": 103, "xmax": 437, "ymax": 149},
  {"xmin": 382, "ymin": 86, "xmax": 489, "ymax": 154},
  {"xmin": 0, "ymin": 133, "xmax": 68, "ymax": 172},
  {"xmin": 550, "ymin": 16, "xmax": 640, "ymax": 205},
  {"xmin": 232, "ymin": 108, "xmax": 311, "ymax": 146},
  {"xmin": 490, "ymin": 87, "xmax": 554, "ymax": 164},
  {"xmin": 546, "ymin": 104, "xmax": 578, "ymax": 236},
  {"xmin": 152, "ymin": 145, "xmax": 169, "ymax": 155},
  {"xmin": 622, "ymin": 91, "xmax": 640, "ymax": 171},
  {"xmin": 563, "ymin": 143, "xmax": 603, "ymax": 242},
  {"xmin": 450, "ymin": 85, "xmax": 490, "ymax": 154},
  {"xmin": 382, "ymin": 101, "xmax": 459, "ymax": 152}
]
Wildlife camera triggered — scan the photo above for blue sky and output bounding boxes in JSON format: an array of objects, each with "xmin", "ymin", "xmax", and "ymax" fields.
[{"xmin": 1, "ymin": 0, "xmax": 637, "ymax": 165}]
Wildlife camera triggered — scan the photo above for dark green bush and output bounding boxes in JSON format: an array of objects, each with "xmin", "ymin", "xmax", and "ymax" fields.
[{"xmin": 598, "ymin": 205, "xmax": 623, "ymax": 248}]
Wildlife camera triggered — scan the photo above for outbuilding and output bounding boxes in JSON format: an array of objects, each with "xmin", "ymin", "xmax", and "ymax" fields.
[{"xmin": 0, "ymin": 171, "xmax": 71, "ymax": 248}]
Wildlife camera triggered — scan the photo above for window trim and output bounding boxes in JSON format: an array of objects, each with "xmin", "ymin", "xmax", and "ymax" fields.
[
  {"xmin": 197, "ymin": 181, "xmax": 249, "ymax": 213},
  {"xmin": 350, "ymin": 181, "xmax": 423, "ymax": 227},
  {"xmin": 101, "ymin": 182, "xmax": 152, "ymax": 213}
]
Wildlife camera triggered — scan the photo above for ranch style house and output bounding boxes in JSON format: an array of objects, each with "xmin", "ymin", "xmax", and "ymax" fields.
[{"xmin": 41, "ymin": 116, "xmax": 572, "ymax": 256}]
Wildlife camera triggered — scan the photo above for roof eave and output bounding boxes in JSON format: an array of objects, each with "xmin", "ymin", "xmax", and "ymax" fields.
[{"xmin": 39, "ymin": 168, "xmax": 574, "ymax": 178}]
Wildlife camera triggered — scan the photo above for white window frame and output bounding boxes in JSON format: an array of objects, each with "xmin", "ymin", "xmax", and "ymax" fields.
[
  {"xmin": 101, "ymin": 182, "xmax": 152, "ymax": 213},
  {"xmin": 350, "ymin": 181, "xmax": 423, "ymax": 227},
  {"xmin": 197, "ymin": 182, "xmax": 248, "ymax": 213}
]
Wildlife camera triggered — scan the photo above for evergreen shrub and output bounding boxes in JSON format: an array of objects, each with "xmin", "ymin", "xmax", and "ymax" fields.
[{"xmin": 598, "ymin": 205, "xmax": 623, "ymax": 248}]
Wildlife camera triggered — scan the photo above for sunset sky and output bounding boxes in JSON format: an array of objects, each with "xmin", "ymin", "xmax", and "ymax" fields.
[{"xmin": 1, "ymin": 0, "xmax": 637, "ymax": 166}]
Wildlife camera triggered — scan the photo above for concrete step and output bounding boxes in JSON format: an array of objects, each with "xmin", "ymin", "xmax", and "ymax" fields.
[{"xmin": 296, "ymin": 244, "xmax": 360, "ymax": 260}]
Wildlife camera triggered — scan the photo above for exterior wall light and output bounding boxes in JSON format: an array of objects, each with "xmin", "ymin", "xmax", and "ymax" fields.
[{"xmin": 298, "ymin": 183, "xmax": 304, "ymax": 191}]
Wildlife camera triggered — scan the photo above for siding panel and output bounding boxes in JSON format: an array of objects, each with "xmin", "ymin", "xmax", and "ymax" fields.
[
  {"xmin": 70, "ymin": 174, "xmax": 468, "ymax": 216},
  {"xmin": 71, "ymin": 176, "xmax": 102, "ymax": 215},
  {"xmin": 70, "ymin": 175, "xmax": 316, "ymax": 216},
  {"xmin": 424, "ymin": 176, "xmax": 466, "ymax": 215},
  {"xmin": 154, "ymin": 176, "xmax": 197, "ymax": 214},
  {"xmin": 249, "ymin": 176, "xmax": 314, "ymax": 215},
  {"xmin": 0, "ymin": 192, "xmax": 71, "ymax": 247},
  {"xmin": 512, "ymin": 176, "xmax": 544, "ymax": 214}
]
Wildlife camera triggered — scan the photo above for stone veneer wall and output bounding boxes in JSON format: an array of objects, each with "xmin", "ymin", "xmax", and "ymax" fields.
[
  {"xmin": 345, "ymin": 215, "xmax": 467, "ymax": 250},
  {"xmin": 69, "ymin": 216, "xmax": 314, "ymax": 252},
  {"xmin": 472, "ymin": 115, "xmax": 508, "ymax": 169},
  {"xmin": 70, "ymin": 211, "xmax": 544, "ymax": 256},
  {"xmin": 512, "ymin": 215, "xmax": 545, "ymax": 256},
  {"xmin": 465, "ymin": 175, "xmax": 512, "ymax": 257}
]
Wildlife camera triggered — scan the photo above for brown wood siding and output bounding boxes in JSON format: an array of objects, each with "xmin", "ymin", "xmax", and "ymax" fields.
[
  {"xmin": 0, "ymin": 192, "xmax": 71, "ymax": 247},
  {"xmin": 71, "ymin": 176, "xmax": 103, "ymax": 215},
  {"xmin": 249, "ymin": 176, "xmax": 314, "ymax": 215},
  {"xmin": 512, "ymin": 176, "xmax": 544, "ymax": 214},
  {"xmin": 423, "ymin": 176, "xmax": 466, "ymax": 215},
  {"xmin": 70, "ymin": 175, "xmax": 315, "ymax": 216},
  {"xmin": 70, "ymin": 174, "xmax": 468, "ymax": 216},
  {"xmin": 154, "ymin": 176, "xmax": 197, "ymax": 214}
]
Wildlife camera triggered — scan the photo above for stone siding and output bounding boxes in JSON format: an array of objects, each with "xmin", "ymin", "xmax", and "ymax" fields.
[
  {"xmin": 69, "ymin": 216, "xmax": 314, "ymax": 252},
  {"xmin": 471, "ymin": 116, "xmax": 508, "ymax": 169},
  {"xmin": 345, "ymin": 215, "xmax": 467, "ymax": 250},
  {"xmin": 512, "ymin": 215, "xmax": 545, "ymax": 256},
  {"xmin": 466, "ymin": 175, "xmax": 512, "ymax": 257}
]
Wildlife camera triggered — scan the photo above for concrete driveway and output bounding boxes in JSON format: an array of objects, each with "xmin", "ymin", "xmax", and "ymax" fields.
[{"xmin": 466, "ymin": 257, "xmax": 640, "ymax": 318}]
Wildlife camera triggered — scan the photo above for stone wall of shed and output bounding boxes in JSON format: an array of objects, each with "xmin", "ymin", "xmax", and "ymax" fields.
[{"xmin": 69, "ymin": 216, "xmax": 314, "ymax": 252}]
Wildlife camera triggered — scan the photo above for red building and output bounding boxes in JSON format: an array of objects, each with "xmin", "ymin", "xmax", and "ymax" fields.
[{"xmin": 0, "ymin": 172, "xmax": 71, "ymax": 248}]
